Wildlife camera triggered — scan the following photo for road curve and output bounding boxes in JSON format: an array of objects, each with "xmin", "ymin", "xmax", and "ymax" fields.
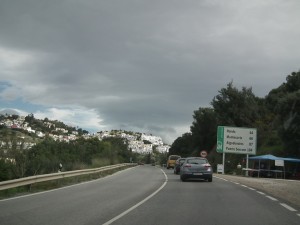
[
  {"xmin": 0, "ymin": 165, "xmax": 299, "ymax": 225},
  {"xmin": 112, "ymin": 167, "xmax": 300, "ymax": 225},
  {"xmin": 0, "ymin": 166, "xmax": 165, "ymax": 225}
]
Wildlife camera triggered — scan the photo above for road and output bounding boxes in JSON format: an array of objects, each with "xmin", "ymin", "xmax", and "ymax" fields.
[{"xmin": 0, "ymin": 165, "xmax": 299, "ymax": 225}]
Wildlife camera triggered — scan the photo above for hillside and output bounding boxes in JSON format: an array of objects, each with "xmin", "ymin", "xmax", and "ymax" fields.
[{"xmin": 0, "ymin": 113, "xmax": 169, "ymax": 152}]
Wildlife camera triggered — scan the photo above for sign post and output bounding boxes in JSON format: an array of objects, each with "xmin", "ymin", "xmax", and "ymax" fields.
[
  {"xmin": 275, "ymin": 159, "xmax": 285, "ymax": 179},
  {"xmin": 217, "ymin": 164, "xmax": 224, "ymax": 174},
  {"xmin": 246, "ymin": 154, "xmax": 249, "ymax": 176},
  {"xmin": 222, "ymin": 152, "xmax": 225, "ymax": 174}
]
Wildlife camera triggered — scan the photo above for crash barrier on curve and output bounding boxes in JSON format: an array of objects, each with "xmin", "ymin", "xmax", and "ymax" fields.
[{"xmin": 0, "ymin": 163, "xmax": 136, "ymax": 191}]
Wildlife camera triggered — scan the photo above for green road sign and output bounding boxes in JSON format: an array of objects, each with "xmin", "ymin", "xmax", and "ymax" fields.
[
  {"xmin": 217, "ymin": 126, "xmax": 257, "ymax": 155},
  {"xmin": 217, "ymin": 126, "xmax": 224, "ymax": 153}
]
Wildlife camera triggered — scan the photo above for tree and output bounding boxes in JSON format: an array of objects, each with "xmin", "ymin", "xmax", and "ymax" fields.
[
  {"xmin": 25, "ymin": 113, "xmax": 34, "ymax": 123},
  {"xmin": 211, "ymin": 82, "xmax": 260, "ymax": 127},
  {"xmin": 190, "ymin": 107, "xmax": 217, "ymax": 153},
  {"xmin": 286, "ymin": 71, "xmax": 300, "ymax": 92},
  {"xmin": 0, "ymin": 159, "xmax": 13, "ymax": 181},
  {"xmin": 169, "ymin": 133, "xmax": 194, "ymax": 157},
  {"xmin": 26, "ymin": 137, "xmax": 60, "ymax": 175},
  {"xmin": 266, "ymin": 71, "xmax": 300, "ymax": 157}
]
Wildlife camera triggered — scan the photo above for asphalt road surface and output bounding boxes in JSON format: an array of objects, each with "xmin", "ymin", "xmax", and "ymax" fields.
[{"xmin": 0, "ymin": 165, "xmax": 299, "ymax": 225}]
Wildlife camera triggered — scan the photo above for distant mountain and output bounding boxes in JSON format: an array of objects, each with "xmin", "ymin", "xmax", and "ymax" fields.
[{"xmin": 0, "ymin": 108, "xmax": 20, "ymax": 116}]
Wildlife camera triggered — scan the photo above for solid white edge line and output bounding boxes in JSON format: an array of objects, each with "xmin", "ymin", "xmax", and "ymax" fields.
[
  {"xmin": 280, "ymin": 203, "xmax": 297, "ymax": 212},
  {"xmin": 266, "ymin": 196, "xmax": 278, "ymax": 201},
  {"xmin": 102, "ymin": 169, "xmax": 168, "ymax": 225},
  {"xmin": 257, "ymin": 191, "xmax": 265, "ymax": 195}
]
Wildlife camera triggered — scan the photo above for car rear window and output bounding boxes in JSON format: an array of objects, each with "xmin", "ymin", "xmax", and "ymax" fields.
[
  {"xmin": 170, "ymin": 156, "xmax": 180, "ymax": 160},
  {"xmin": 187, "ymin": 159, "xmax": 207, "ymax": 164}
]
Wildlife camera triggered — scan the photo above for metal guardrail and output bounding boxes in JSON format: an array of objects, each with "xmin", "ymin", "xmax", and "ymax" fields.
[{"xmin": 0, "ymin": 163, "xmax": 136, "ymax": 191}]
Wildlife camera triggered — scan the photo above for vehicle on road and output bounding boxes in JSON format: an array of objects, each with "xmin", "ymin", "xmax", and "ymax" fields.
[
  {"xmin": 166, "ymin": 155, "xmax": 181, "ymax": 169},
  {"xmin": 174, "ymin": 158, "xmax": 186, "ymax": 174},
  {"xmin": 180, "ymin": 157, "xmax": 212, "ymax": 182}
]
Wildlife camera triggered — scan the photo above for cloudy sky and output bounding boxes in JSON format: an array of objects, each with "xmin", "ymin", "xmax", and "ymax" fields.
[{"xmin": 1, "ymin": 0, "xmax": 300, "ymax": 144}]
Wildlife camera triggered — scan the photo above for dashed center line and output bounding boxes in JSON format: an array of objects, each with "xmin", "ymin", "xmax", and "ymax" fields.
[{"xmin": 257, "ymin": 191, "xmax": 265, "ymax": 195}]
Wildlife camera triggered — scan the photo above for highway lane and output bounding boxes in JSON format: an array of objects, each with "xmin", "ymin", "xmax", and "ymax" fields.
[
  {"xmin": 0, "ymin": 166, "xmax": 165, "ymax": 225},
  {"xmin": 112, "ymin": 167, "xmax": 300, "ymax": 225},
  {"xmin": 1, "ymin": 165, "xmax": 299, "ymax": 225}
]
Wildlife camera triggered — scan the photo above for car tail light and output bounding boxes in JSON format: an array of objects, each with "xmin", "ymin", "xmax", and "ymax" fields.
[{"xmin": 204, "ymin": 164, "xmax": 212, "ymax": 171}]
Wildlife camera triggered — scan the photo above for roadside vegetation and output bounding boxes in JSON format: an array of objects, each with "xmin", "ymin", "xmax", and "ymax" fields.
[
  {"xmin": 0, "ymin": 70, "xmax": 299, "ymax": 180},
  {"xmin": 169, "ymin": 71, "xmax": 300, "ymax": 173},
  {"xmin": 0, "ymin": 125, "xmax": 167, "ymax": 182}
]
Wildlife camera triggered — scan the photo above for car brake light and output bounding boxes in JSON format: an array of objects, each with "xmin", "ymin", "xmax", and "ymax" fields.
[
  {"xmin": 184, "ymin": 164, "xmax": 192, "ymax": 168},
  {"xmin": 204, "ymin": 164, "xmax": 211, "ymax": 171}
]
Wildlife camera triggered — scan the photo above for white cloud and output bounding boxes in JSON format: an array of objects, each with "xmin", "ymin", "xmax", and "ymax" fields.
[
  {"xmin": 34, "ymin": 107, "xmax": 105, "ymax": 132},
  {"xmin": 0, "ymin": 47, "xmax": 34, "ymax": 70}
]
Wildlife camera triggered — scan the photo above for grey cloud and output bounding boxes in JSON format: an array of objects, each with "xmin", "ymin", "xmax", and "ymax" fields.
[{"xmin": 1, "ymin": 0, "xmax": 300, "ymax": 143}]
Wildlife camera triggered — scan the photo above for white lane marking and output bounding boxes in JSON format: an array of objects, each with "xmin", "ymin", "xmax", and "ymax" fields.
[
  {"xmin": 102, "ymin": 169, "xmax": 168, "ymax": 225},
  {"xmin": 280, "ymin": 203, "xmax": 297, "ymax": 212},
  {"xmin": 215, "ymin": 176, "xmax": 299, "ymax": 216},
  {"xmin": 214, "ymin": 176, "xmax": 228, "ymax": 182},
  {"xmin": 266, "ymin": 196, "xmax": 278, "ymax": 201}
]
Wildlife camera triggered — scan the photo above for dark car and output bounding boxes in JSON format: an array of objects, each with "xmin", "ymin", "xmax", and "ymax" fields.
[
  {"xmin": 173, "ymin": 158, "xmax": 186, "ymax": 174},
  {"xmin": 180, "ymin": 157, "xmax": 213, "ymax": 182}
]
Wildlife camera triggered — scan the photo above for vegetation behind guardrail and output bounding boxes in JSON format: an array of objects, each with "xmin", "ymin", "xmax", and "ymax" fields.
[{"xmin": 0, "ymin": 163, "xmax": 136, "ymax": 199}]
